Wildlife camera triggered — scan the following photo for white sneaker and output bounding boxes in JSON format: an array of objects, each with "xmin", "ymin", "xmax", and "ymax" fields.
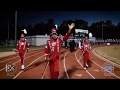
[
  {"xmin": 84, "ymin": 67, "xmax": 86, "ymax": 70},
  {"xmin": 21, "ymin": 65, "xmax": 25, "ymax": 70},
  {"xmin": 86, "ymin": 63, "xmax": 89, "ymax": 67}
]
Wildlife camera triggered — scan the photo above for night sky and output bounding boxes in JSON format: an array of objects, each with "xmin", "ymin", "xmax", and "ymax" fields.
[{"xmin": 17, "ymin": 11, "xmax": 120, "ymax": 26}]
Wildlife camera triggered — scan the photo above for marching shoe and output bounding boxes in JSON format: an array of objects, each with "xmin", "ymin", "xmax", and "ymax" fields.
[
  {"xmin": 84, "ymin": 67, "xmax": 86, "ymax": 70},
  {"xmin": 21, "ymin": 65, "xmax": 25, "ymax": 70},
  {"xmin": 86, "ymin": 63, "xmax": 89, "ymax": 67}
]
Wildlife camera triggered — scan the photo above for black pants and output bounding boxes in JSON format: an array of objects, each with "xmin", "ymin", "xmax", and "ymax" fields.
[{"xmin": 69, "ymin": 41, "xmax": 75, "ymax": 52}]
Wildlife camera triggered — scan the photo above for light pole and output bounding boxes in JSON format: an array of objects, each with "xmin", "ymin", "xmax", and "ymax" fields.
[
  {"xmin": 102, "ymin": 20, "xmax": 103, "ymax": 40},
  {"xmin": 8, "ymin": 20, "xmax": 9, "ymax": 47},
  {"xmin": 102, "ymin": 20, "xmax": 105, "ymax": 40},
  {"xmin": 15, "ymin": 11, "xmax": 17, "ymax": 46}
]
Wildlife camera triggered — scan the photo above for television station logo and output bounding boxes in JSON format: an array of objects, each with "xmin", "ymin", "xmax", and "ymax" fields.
[
  {"xmin": 102, "ymin": 62, "xmax": 114, "ymax": 76},
  {"xmin": 5, "ymin": 62, "xmax": 17, "ymax": 76}
]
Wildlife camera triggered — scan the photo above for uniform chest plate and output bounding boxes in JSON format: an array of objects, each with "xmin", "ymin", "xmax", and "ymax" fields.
[
  {"xmin": 52, "ymin": 42, "xmax": 56, "ymax": 46},
  {"xmin": 20, "ymin": 42, "xmax": 25, "ymax": 45},
  {"xmin": 84, "ymin": 44, "xmax": 88, "ymax": 48}
]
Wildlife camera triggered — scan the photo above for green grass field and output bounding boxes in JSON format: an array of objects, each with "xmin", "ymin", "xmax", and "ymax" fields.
[
  {"xmin": 95, "ymin": 45, "xmax": 120, "ymax": 65},
  {"xmin": 0, "ymin": 45, "xmax": 44, "ymax": 52}
]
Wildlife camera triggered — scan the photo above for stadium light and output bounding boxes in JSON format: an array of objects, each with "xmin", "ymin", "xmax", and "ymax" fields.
[{"xmin": 89, "ymin": 32, "xmax": 93, "ymax": 38}]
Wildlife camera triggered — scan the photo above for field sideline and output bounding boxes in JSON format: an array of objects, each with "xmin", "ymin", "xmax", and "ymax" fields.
[
  {"xmin": 0, "ymin": 45, "xmax": 44, "ymax": 52},
  {"xmin": 95, "ymin": 45, "xmax": 120, "ymax": 65}
]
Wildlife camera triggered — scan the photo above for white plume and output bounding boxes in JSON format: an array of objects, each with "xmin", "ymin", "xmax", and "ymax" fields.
[
  {"xmin": 22, "ymin": 29, "xmax": 27, "ymax": 34},
  {"xmin": 89, "ymin": 32, "xmax": 93, "ymax": 37},
  {"xmin": 55, "ymin": 24, "xmax": 58, "ymax": 30}
]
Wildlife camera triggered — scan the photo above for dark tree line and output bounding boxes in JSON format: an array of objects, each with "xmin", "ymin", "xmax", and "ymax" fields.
[
  {"xmin": 20, "ymin": 19, "xmax": 120, "ymax": 40},
  {"xmin": 89, "ymin": 20, "xmax": 120, "ymax": 39},
  {"xmin": 0, "ymin": 14, "xmax": 120, "ymax": 40}
]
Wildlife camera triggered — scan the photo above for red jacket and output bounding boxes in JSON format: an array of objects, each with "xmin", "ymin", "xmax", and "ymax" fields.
[
  {"xmin": 81, "ymin": 42, "xmax": 91, "ymax": 54},
  {"xmin": 16, "ymin": 39, "xmax": 30, "ymax": 53},
  {"xmin": 44, "ymin": 32, "xmax": 70, "ymax": 60}
]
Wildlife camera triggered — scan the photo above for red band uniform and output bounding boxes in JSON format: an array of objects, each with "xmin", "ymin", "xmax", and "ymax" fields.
[
  {"xmin": 44, "ymin": 28, "xmax": 71, "ymax": 79},
  {"xmin": 81, "ymin": 37, "xmax": 91, "ymax": 69},
  {"xmin": 16, "ymin": 34, "xmax": 30, "ymax": 70}
]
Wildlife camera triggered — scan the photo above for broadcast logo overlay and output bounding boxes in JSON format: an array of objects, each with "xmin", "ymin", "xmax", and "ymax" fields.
[
  {"xmin": 102, "ymin": 63, "xmax": 114, "ymax": 76},
  {"xmin": 5, "ymin": 62, "xmax": 17, "ymax": 76}
]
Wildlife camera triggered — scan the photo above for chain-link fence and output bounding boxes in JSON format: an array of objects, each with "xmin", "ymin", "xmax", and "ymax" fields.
[{"xmin": 0, "ymin": 39, "xmax": 16, "ymax": 47}]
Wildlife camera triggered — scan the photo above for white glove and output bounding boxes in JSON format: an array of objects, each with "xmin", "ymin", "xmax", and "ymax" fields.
[{"xmin": 68, "ymin": 23, "xmax": 75, "ymax": 30}]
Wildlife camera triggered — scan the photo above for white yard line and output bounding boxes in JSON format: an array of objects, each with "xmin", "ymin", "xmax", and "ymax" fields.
[
  {"xmin": 92, "ymin": 48, "xmax": 120, "ymax": 79},
  {"xmin": 13, "ymin": 54, "xmax": 45, "ymax": 79},
  {"xmin": 0, "ymin": 49, "xmax": 42, "ymax": 63},
  {"xmin": 63, "ymin": 51, "xmax": 70, "ymax": 79},
  {"xmin": 0, "ymin": 51, "xmax": 44, "ymax": 72},
  {"xmin": 41, "ymin": 61, "xmax": 49, "ymax": 79},
  {"xmin": 92, "ymin": 48, "xmax": 120, "ymax": 68},
  {"xmin": 75, "ymin": 50, "xmax": 95, "ymax": 79}
]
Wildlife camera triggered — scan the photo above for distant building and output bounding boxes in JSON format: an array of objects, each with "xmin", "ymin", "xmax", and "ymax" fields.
[
  {"xmin": 25, "ymin": 35, "xmax": 64, "ymax": 46},
  {"xmin": 26, "ymin": 35, "xmax": 50, "ymax": 46}
]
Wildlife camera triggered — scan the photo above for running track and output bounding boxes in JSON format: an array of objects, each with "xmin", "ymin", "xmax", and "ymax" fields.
[{"xmin": 0, "ymin": 45, "xmax": 120, "ymax": 79}]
